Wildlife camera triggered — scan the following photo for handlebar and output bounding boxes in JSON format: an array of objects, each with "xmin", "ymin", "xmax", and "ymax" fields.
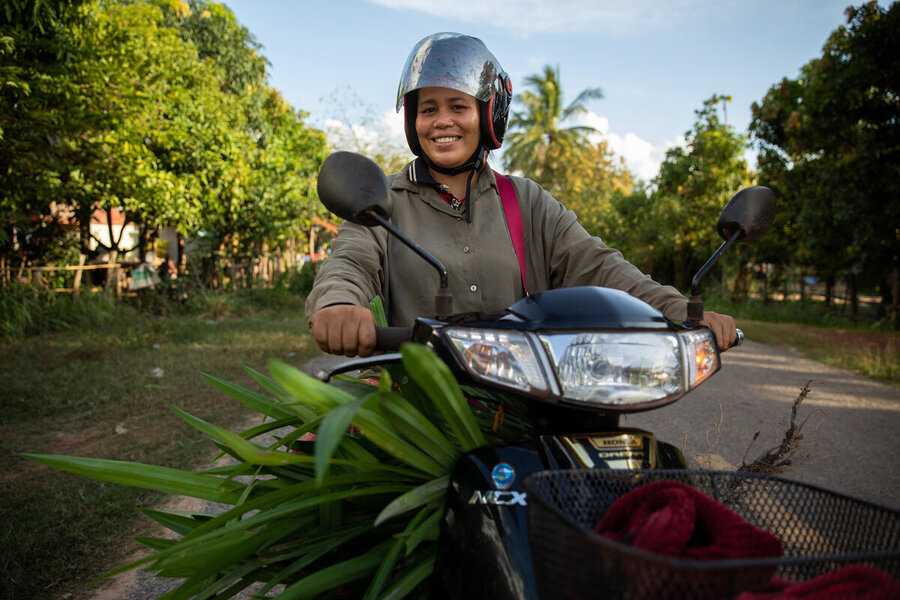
[
  {"xmin": 734, "ymin": 327, "xmax": 744, "ymax": 347},
  {"xmin": 375, "ymin": 326, "xmax": 414, "ymax": 351}
]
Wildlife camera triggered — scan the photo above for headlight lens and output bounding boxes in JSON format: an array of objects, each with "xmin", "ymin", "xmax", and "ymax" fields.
[
  {"xmin": 444, "ymin": 326, "xmax": 719, "ymax": 411},
  {"xmin": 445, "ymin": 328, "xmax": 549, "ymax": 394},
  {"xmin": 541, "ymin": 329, "xmax": 719, "ymax": 410},
  {"xmin": 545, "ymin": 332, "xmax": 683, "ymax": 406}
]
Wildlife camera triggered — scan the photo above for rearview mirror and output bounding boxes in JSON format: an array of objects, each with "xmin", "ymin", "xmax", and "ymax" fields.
[
  {"xmin": 717, "ymin": 186, "xmax": 776, "ymax": 243},
  {"xmin": 317, "ymin": 152, "xmax": 392, "ymax": 227}
]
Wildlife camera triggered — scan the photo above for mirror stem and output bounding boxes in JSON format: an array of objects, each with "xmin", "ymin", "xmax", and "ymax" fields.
[
  {"xmin": 687, "ymin": 229, "xmax": 742, "ymax": 323},
  {"xmin": 366, "ymin": 210, "xmax": 453, "ymax": 318}
]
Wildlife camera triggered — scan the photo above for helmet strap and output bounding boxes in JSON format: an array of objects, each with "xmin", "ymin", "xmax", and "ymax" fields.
[{"xmin": 422, "ymin": 146, "xmax": 487, "ymax": 223}]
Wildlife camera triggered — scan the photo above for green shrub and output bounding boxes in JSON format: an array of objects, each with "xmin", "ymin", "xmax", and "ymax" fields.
[{"xmin": 0, "ymin": 283, "xmax": 134, "ymax": 338}]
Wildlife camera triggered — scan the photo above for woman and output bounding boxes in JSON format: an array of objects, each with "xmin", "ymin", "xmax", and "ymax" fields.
[{"xmin": 306, "ymin": 32, "xmax": 736, "ymax": 357}]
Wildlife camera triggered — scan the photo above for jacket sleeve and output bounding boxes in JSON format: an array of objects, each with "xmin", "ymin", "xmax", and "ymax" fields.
[
  {"xmin": 304, "ymin": 221, "xmax": 387, "ymax": 319},
  {"xmin": 523, "ymin": 180, "xmax": 689, "ymax": 322}
]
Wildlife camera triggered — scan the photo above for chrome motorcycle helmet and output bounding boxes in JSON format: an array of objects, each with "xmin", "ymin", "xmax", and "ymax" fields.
[{"xmin": 396, "ymin": 32, "xmax": 513, "ymax": 158}]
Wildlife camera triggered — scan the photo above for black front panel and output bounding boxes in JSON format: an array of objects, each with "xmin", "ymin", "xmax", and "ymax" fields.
[{"xmin": 430, "ymin": 432, "xmax": 686, "ymax": 600}]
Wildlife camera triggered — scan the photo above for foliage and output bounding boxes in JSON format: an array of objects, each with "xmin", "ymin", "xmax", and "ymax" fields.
[
  {"xmin": 23, "ymin": 337, "xmax": 527, "ymax": 598},
  {"xmin": 503, "ymin": 64, "xmax": 603, "ymax": 185},
  {"xmin": 0, "ymin": 281, "xmax": 130, "ymax": 337},
  {"xmin": 749, "ymin": 1, "xmax": 900, "ymax": 316},
  {"xmin": 605, "ymin": 95, "xmax": 752, "ymax": 291},
  {"xmin": 0, "ymin": 0, "xmax": 328, "ymax": 280},
  {"xmin": 502, "ymin": 65, "xmax": 635, "ymax": 237}
]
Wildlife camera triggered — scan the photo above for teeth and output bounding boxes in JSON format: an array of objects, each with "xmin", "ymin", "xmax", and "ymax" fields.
[{"xmin": 435, "ymin": 136, "xmax": 459, "ymax": 143}]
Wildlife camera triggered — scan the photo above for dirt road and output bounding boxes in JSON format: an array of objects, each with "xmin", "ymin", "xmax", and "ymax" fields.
[{"xmin": 627, "ymin": 339, "xmax": 900, "ymax": 509}]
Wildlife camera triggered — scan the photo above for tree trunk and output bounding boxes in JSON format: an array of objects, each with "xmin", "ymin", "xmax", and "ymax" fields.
[
  {"xmin": 177, "ymin": 233, "xmax": 186, "ymax": 274},
  {"xmin": 825, "ymin": 276, "xmax": 834, "ymax": 308},
  {"xmin": 891, "ymin": 264, "xmax": 898, "ymax": 330},
  {"xmin": 73, "ymin": 254, "xmax": 86, "ymax": 300},
  {"xmin": 848, "ymin": 270, "xmax": 858, "ymax": 321}
]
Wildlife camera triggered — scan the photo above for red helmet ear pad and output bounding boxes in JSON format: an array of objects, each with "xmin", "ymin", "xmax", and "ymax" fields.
[{"xmin": 480, "ymin": 73, "xmax": 512, "ymax": 150}]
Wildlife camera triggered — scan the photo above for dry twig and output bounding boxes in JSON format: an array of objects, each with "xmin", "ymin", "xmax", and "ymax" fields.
[{"xmin": 738, "ymin": 380, "xmax": 813, "ymax": 475}]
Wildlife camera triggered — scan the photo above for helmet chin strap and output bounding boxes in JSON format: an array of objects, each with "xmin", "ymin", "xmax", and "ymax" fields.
[{"xmin": 422, "ymin": 146, "xmax": 487, "ymax": 223}]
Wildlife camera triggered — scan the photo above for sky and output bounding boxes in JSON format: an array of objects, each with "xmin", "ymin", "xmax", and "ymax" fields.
[{"xmin": 221, "ymin": 0, "xmax": 864, "ymax": 182}]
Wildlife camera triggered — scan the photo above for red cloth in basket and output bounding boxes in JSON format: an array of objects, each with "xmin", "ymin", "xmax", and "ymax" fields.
[
  {"xmin": 736, "ymin": 564, "xmax": 900, "ymax": 599},
  {"xmin": 594, "ymin": 480, "xmax": 783, "ymax": 560}
]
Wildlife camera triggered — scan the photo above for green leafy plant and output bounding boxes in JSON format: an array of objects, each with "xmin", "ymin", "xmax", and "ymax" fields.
[{"xmin": 23, "ymin": 299, "xmax": 526, "ymax": 598}]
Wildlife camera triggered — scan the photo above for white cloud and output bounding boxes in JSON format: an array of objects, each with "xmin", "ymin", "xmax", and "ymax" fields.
[
  {"xmin": 574, "ymin": 111, "xmax": 684, "ymax": 183},
  {"xmin": 367, "ymin": 0, "xmax": 710, "ymax": 36}
]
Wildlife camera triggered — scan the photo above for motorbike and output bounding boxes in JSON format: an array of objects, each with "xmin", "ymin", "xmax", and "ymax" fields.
[{"xmin": 314, "ymin": 152, "xmax": 898, "ymax": 599}]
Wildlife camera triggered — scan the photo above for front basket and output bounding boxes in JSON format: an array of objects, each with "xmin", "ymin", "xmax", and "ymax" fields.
[{"xmin": 523, "ymin": 469, "xmax": 900, "ymax": 600}]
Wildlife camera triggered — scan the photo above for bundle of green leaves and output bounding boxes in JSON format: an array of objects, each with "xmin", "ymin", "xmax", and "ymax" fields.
[{"xmin": 24, "ymin": 301, "xmax": 528, "ymax": 599}]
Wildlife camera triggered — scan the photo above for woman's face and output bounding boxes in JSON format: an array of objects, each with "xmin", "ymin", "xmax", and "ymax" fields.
[{"xmin": 415, "ymin": 87, "xmax": 481, "ymax": 169}]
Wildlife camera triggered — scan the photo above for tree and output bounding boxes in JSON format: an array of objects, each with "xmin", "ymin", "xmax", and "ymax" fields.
[
  {"xmin": 750, "ymin": 2, "xmax": 900, "ymax": 323},
  {"xmin": 647, "ymin": 95, "xmax": 752, "ymax": 291},
  {"xmin": 1, "ymin": 0, "xmax": 329, "ymax": 286},
  {"xmin": 503, "ymin": 65, "xmax": 603, "ymax": 186}
]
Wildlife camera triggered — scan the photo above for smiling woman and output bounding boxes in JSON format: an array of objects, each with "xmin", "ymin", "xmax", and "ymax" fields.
[{"xmin": 307, "ymin": 31, "xmax": 739, "ymax": 359}]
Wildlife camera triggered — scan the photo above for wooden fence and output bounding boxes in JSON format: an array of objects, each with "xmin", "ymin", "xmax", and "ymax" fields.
[{"xmin": 1, "ymin": 251, "xmax": 303, "ymax": 299}]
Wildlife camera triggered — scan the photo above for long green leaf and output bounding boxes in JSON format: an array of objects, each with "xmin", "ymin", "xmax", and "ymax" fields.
[
  {"xmin": 276, "ymin": 542, "xmax": 391, "ymax": 600},
  {"xmin": 380, "ymin": 392, "xmax": 458, "ymax": 468},
  {"xmin": 374, "ymin": 475, "xmax": 449, "ymax": 526},
  {"xmin": 167, "ymin": 485, "xmax": 410, "ymax": 557},
  {"xmin": 404, "ymin": 507, "xmax": 442, "ymax": 556},
  {"xmin": 381, "ymin": 548, "xmax": 437, "ymax": 600},
  {"xmin": 140, "ymin": 508, "xmax": 209, "ymax": 536},
  {"xmin": 258, "ymin": 522, "xmax": 373, "ymax": 595},
  {"xmin": 201, "ymin": 372, "xmax": 295, "ymax": 421},
  {"xmin": 315, "ymin": 396, "xmax": 366, "ymax": 485},
  {"xmin": 364, "ymin": 508, "xmax": 429, "ymax": 600},
  {"xmin": 22, "ymin": 454, "xmax": 244, "ymax": 503},
  {"xmin": 351, "ymin": 407, "xmax": 446, "ymax": 477},
  {"xmin": 401, "ymin": 344, "xmax": 486, "ymax": 450},
  {"xmin": 269, "ymin": 359, "xmax": 357, "ymax": 412},
  {"xmin": 171, "ymin": 405, "xmax": 302, "ymax": 467}
]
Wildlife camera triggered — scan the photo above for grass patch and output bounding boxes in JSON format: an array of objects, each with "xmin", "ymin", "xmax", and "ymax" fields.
[
  {"xmin": 704, "ymin": 295, "xmax": 898, "ymax": 386},
  {"xmin": 0, "ymin": 292, "xmax": 322, "ymax": 600},
  {"xmin": 734, "ymin": 319, "xmax": 899, "ymax": 386}
]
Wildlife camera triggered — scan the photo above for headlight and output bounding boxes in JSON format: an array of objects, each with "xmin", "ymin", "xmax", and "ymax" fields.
[
  {"xmin": 444, "ymin": 328, "xmax": 550, "ymax": 395},
  {"xmin": 540, "ymin": 329, "xmax": 719, "ymax": 410},
  {"xmin": 444, "ymin": 326, "xmax": 719, "ymax": 412}
]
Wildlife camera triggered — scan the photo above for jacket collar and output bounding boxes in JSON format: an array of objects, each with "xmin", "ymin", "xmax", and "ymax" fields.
[{"xmin": 393, "ymin": 158, "xmax": 499, "ymax": 198}]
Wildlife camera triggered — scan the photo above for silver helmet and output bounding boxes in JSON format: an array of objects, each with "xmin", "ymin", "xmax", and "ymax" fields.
[{"xmin": 396, "ymin": 32, "xmax": 512, "ymax": 155}]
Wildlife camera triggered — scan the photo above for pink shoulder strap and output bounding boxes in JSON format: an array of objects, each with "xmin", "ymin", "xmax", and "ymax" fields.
[{"xmin": 493, "ymin": 171, "xmax": 528, "ymax": 294}]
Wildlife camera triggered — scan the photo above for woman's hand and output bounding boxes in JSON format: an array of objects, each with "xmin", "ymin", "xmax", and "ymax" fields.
[
  {"xmin": 310, "ymin": 304, "xmax": 377, "ymax": 357},
  {"xmin": 700, "ymin": 311, "xmax": 737, "ymax": 351}
]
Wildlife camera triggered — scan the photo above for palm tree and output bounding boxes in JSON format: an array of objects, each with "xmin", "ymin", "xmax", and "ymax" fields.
[{"xmin": 503, "ymin": 65, "xmax": 604, "ymax": 183}]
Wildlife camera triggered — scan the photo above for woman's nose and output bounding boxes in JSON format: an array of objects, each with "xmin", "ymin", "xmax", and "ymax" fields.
[{"xmin": 434, "ymin": 110, "xmax": 454, "ymax": 127}]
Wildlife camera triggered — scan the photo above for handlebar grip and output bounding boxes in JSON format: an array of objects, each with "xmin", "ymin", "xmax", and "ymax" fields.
[
  {"xmin": 734, "ymin": 328, "xmax": 744, "ymax": 347},
  {"xmin": 375, "ymin": 326, "xmax": 414, "ymax": 351}
]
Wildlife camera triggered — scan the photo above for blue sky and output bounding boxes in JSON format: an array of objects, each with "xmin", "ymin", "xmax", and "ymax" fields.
[{"xmin": 222, "ymin": 0, "xmax": 862, "ymax": 181}]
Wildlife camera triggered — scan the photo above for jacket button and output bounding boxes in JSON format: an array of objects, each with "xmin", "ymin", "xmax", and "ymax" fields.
[
  {"xmin": 470, "ymin": 285, "xmax": 478, "ymax": 292},
  {"xmin": 463, "ymin": 246, "xmax": 470, "ymax": 253}
]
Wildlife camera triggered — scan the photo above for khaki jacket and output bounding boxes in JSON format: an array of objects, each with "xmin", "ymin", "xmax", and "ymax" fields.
[{"xmin": 305, "ymin": 163, "xmax": 688, "ymax": 326}]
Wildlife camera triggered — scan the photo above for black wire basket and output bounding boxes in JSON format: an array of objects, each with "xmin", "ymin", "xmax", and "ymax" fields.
[{"xmin": 524, "ymin": 469, "xmax": 900, "ymax": 600}]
